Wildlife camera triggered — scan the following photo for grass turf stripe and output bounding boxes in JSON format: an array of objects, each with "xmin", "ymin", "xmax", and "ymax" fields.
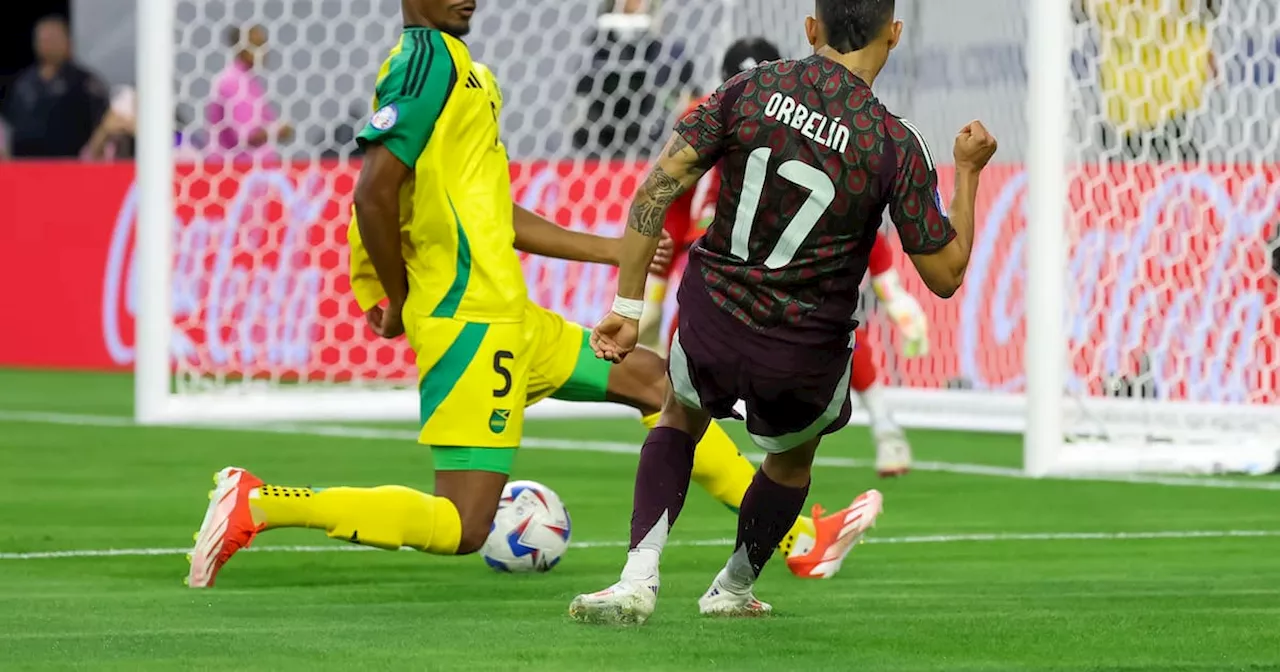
[
  {"xmin": 4, "ymin": 530, "xmax": 1280, "ymax": 561},
  {"xmin": 2, "ymin": 409, "xmax": 1279, "ymax": 491}
]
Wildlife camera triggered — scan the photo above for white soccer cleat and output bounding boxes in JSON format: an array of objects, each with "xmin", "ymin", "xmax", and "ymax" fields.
[
  {"xmin": 874, "ymin": 429, "xmax": 913, "ymax": 478},
  {"xmin": 568, "ymin": 576, "xmax": 659, "ymax": 626},
  {"xmin": 698, "ymin": 570, "xmax": 772, "ymax": 618},
  {"xmin": 785, "ymin": 489, "xmax": 883, "ymax": 579}
]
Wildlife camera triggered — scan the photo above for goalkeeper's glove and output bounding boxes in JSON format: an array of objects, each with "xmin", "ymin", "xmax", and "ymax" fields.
[{"xmin": 872, "ymin": 269, "xmax": 930, "ymax": 358}]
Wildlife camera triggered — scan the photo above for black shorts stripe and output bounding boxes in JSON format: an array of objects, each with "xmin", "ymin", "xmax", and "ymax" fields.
[{"xmin": 400, "ymin": 31, "xmax": 428, "ymax": 97}]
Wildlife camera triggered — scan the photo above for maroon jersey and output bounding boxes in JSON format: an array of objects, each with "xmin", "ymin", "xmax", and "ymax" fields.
[{"xmin": 675, "ymin": 55, "xmax": 955, "ymax": 341}]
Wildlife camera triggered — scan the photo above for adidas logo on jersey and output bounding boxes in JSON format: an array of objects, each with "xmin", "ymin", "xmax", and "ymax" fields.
[{"xmin": 465, "ymin": 71, "xmax": 483, "ymax": 89}]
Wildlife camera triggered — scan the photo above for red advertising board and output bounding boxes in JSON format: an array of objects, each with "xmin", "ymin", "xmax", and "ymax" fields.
[{"xmin": 1, "ymin": 160, "xmax": 1276, "ymax": 403}]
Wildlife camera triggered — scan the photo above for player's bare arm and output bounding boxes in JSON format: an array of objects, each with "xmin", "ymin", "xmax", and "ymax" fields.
[
  {"xmin": 353, "ymin": 143, "xmax": 412, "ymax": 338},
  {"xmin": 618, "ymin": 134, "xmax": 710, "ymax": 295},
  {"xmin": 512, "ymin": 204, "xmax": 673, "ymax": 276},
  {"xmin": 907, "ymin": 121, "xmax": 997, "ymax": 298},
  {"xmin": 590, "ymin": 133, "xmax": 710, "ymax": 363}
]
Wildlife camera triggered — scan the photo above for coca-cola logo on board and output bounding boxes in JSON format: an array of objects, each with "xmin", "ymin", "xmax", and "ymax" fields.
[
  {"xmin": 102, "ymin": 168, "xmax": 330, "ymax": 368},
  {"xmin": 959, "ymin": 167, "xmax": 1279, "ymax": 402}
]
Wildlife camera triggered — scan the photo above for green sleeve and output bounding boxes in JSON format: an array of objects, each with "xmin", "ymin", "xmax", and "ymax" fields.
[{"xmin": 357, "ymin": 30, "xmax": 458, "ymax": 169}]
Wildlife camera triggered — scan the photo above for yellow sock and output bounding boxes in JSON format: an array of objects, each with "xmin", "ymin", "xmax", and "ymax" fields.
[
  {"xmin": 640, "ymin": 414, "xmax": 814, "ymax": 554},
  {"xmin": 645, "ymin": 277, "xmax": 668, "ymax": 306},
  {"xmin": 638, "ymin": 278, "xmax": 669, "ymax": 350},
  {"xmin": 250, "ymin": 484, "xmax": 462, "ymax": 555}
]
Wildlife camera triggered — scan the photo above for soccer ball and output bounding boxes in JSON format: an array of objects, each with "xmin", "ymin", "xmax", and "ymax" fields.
[{"xmin": 481, "ymin": 480, "xmax": 572, "ymax": 573}]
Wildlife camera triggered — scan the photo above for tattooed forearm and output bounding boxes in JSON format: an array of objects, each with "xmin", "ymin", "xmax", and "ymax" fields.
[
  {"xmin": 628, "ymin": 167, "xmax": 683, "ymax": 238},
  {"xmin": 614, "ymin": 132, "xmax": 711, "ymax": 299},
  {"xmin": 627, "ymin": 132, "xmax": 713, "ymax": 238}
]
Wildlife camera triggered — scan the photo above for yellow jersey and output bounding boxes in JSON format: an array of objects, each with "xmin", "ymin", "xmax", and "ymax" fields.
[
  {"xmin": 348, "ymin": 28, "xmax": 526, "ymax": 323},
  {"xmin": 1090, "ymin": 0, "xmax": 1213, "ymax": 131}
]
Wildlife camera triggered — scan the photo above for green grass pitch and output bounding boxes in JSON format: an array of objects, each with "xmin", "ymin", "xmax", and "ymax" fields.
[{"xmin": 1, "ymin": 368, "xmax": 1279, "ymax": 671}]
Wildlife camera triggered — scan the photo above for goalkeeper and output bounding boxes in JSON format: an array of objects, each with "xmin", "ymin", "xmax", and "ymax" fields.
[{"xmin": 187, "ymin": 1, "xmax": 817, "ymax": 588}]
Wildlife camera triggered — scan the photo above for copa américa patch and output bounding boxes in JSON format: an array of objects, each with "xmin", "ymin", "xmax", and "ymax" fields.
[{"xmin": 370, "ymin": 104, "xmax": 399, "ymax": 131}]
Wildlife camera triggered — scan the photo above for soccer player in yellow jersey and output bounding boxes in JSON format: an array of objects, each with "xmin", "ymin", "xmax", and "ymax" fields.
[
  {"xmin": 1077, "ymin": 0, "xmax": 1216, "ymax": 161},
  {"xmin": 186, "ymin": 0, "xmax": 818, "ymax": 588}
]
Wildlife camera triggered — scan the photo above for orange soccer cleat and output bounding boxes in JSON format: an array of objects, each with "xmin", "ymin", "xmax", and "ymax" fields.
[
  {"xmin": 186, "ymin": 467, "xmax": 265, "ymax": 588},
  {"xmin": 785, "ymin": 489, "xmax": 883, "ymax": 579}
]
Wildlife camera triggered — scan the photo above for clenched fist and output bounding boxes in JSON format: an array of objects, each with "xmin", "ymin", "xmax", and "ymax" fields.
[{"xmin": 954, "ymin": 121, "xmax": 998, "ymax": 173}]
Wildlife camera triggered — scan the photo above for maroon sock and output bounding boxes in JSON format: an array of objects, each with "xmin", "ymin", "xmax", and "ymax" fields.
[
  {"xmin": 726, "ymin": 469, "xmax": 810, "ymax": 584},
  {"xmin": 629, "ymin": 427, "xmax": 697, "ymax": 552}
]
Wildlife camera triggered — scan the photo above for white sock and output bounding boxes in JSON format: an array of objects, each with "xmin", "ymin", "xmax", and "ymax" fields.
[
  {"xmin": 621, "ymin": 510, "xmax": 667, "ymax": 581},
  {"xmin": 858, "ymin": 383, "xmax": 899, "ymax": 436},
  {"xmin": 621, "ymin": 548, "xmax": 660, "ymax": 582},
  {"xmin": 721, "ymin": 544, "xmax": 755, "ymax": 592}
]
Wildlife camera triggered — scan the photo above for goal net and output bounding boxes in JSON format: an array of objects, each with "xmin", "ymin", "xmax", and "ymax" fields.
[{"xmin": 135, "ymin": 0, "xmax": 1280, "ymax": 474}]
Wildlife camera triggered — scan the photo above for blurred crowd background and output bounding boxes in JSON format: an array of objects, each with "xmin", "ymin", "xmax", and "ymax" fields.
[{"xmin": 1, "ymin": 0, "xmax": 1275, "ymax": 166}]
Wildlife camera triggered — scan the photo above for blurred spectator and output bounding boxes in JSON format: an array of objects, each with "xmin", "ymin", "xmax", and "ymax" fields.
[
  {"xmin": 0, "ymin": 16, "xmax": 108, "ymax": 158},
  {"xmin": 207, "ymin": 24, "xmax": 292, "ymax": 162},
  {"xmin": 82, "ymin": 86, "xmax": 136, "ymax": 161},
  {"xmin": 1076, "ymin": 0, "xmax": 1220, "ymax": 162},
  {"xmin": 81, "ymin": 88, "xmax": 192, "ymax": 162},
  {"xmin": 573, "ymin": 0, "xmax": 696, "ymax": 159}
]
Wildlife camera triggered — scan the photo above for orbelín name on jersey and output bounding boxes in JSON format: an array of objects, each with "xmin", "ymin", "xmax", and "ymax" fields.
[{"xmin": 762, "ymin": 92, "xmax": 851, "ymax": 153}]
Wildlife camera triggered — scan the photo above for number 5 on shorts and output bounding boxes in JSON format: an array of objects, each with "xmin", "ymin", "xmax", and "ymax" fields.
[{"xmin": 493, "ymin": 351, "xmax": 513, "ymax": 398}]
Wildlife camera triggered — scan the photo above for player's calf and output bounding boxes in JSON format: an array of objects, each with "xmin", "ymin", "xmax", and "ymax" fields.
[
  {"xmin": 609, "ymin": 344, "xmax": 817, "ymax": 558},
  {"xmin": 432, "ymin": 465, "xmax": 509, "ymax": 555},
  {"xmin": 851, "ymin": 337, "xmax": 913, "ymax": 478},
  {"xmin": 697, "ymin": 443, "xmax": 818, "ymax": 612},
  {"xmin": 602, "ymin": 344, "xmax": 668, "ymax": 416},
  {"xmin": 570, "ymin": 395, "xmax": 710, "ymax": 626}
]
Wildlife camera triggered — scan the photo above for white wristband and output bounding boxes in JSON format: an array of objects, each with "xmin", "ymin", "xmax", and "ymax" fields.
[{"xmin": 611, "ymin": 296, "xmax": 644, "ymax": 320}]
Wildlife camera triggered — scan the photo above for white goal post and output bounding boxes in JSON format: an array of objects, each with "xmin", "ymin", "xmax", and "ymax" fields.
[{"xmin": 134, "ymin": 0, "xmax": 1280, "ymax": 476}]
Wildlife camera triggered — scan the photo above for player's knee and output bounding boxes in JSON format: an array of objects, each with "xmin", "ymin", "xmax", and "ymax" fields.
[
  {"xmin": 449, "ymin": 501, "xmax": 497, "ymax": 555},
  {"xmin": 766, "ymin": 461, "xmax": 813, "ymax": 488},
  {"xmin": 762, "ymin": 444, "xmax": 818, "ymax": 488}
]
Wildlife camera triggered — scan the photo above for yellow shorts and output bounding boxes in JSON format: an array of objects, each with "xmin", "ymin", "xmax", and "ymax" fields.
[
  {"xmin": 523, "ymin": 301, "xmax": 613, "ymax": 406},
  {"xmin": 408, "ymin": 300, "xmax": 612, "ymax": 449}
]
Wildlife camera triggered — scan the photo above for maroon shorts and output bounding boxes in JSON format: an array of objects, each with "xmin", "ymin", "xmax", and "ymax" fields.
[{"xmin": 669, "ymin": 275, "xmax": 853, "ymax": 453}]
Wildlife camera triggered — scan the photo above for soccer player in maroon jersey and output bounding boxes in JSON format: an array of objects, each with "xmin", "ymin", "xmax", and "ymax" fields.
[
  {"xmin": 657, "ymin": 36, "xmax": 931, "ymax": 480},
  {"xmin": 570, "ymin": 0, "xmax": 997, "ymax": 624}
]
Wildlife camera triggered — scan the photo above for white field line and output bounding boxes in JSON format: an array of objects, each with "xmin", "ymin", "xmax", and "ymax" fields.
[
  {"xmin": 3, "ymin": 529, "xmax": 1279, "ymax": 561},
  {"xmin": 2, "ymin": 410, "xmax": 1280, "ymax": 491}
]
